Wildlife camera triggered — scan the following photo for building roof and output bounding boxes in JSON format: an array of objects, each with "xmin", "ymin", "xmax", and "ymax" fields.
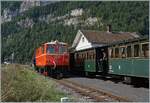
[{"xmin": 81, "ymin": 30, "xmax": 141, "ymax": 44}]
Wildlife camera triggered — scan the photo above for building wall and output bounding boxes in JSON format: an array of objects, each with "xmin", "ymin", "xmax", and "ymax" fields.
[{"xmin": 76, "ymin": 33, "xmax": 92, "ymax": 51}]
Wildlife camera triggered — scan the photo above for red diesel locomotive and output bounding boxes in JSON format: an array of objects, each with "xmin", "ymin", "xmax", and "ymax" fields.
[{"xmin": 33, "ymin": 40, "xmax": 70, "ymax": 78}]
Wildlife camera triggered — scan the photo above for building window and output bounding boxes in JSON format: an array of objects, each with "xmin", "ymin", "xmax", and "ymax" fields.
[
  {"xmin": 134, "ymin": 44, "xmax": 139, "ymax": 57},
  {"xmin": 82, "ymin": 37, "xmax": 84, "ymax": 42},
  {"xmin": 127, "ymin": 46, "xmax": 132, "ymax": 57},
  {"xmin": 142, "ymin": 43, "xmax": 149, "ymax": 58}
]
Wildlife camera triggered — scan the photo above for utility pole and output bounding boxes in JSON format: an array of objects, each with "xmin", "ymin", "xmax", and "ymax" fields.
[{"xmin": 11, "ymin": 52, "xmax": 14, "ymax": 64}]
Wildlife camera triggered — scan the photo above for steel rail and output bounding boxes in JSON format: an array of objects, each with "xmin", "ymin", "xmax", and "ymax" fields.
[{"xmin": 53, "ymin": 78, "xmax": 131, "ymax": 102}]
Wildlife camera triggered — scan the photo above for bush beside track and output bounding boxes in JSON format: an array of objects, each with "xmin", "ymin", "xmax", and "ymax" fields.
[{"xmin": 1, "ymin": 64, "xmax": 67, "ymax": 102}]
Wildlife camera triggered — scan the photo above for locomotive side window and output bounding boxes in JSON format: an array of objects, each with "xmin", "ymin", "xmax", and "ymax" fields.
[
  {"xmin": 59, "ymin": 46, "xmax": 67, "ymax": 53},
  {"xmin": 47, "ymin": 45, "xmax": 55, "ymax": 54},
  {"xmin": 115, "ymin": 48, "xmax": 119, "ymax": 58},
  {"xmin": 134, "ymin": 44, "xmax": 140, "ymax": 57},
  {"xmin": 127, "ymin": 46, "xmax": 132, "ymax": 57},
  {"xmin": 41, "ymin": 45, "xmax": 44, "ymax": 54},
  {"xmin": 142, "ymin": 43, "xmax": 149, "ymax": 58}
]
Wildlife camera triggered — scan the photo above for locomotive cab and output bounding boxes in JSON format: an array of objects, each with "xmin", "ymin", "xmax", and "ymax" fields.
[{"xmin": 34, "ymin": 40, "xmax": 70, "ymax": 78}]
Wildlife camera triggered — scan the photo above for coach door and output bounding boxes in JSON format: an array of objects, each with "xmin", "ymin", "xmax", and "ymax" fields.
[
  {"xmin": 70, "ymin": 52, "xmax": 75, "ymax": 69},
  {"xmin": 96, "ymin": 47, "xmax": 108, "ymax": 74}
]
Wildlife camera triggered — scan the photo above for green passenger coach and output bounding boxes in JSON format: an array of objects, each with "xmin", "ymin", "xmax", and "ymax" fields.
[
  {"xmin": 108, "ymin": 38, "xmax": 149, "ymax": 79},
  {"xmin": 70, "ymin": 29, "xmax": 149, "ymax": 83},
  {"xmin": 72, "ymin": 47, "xmax": 108, "ymax": 76}
]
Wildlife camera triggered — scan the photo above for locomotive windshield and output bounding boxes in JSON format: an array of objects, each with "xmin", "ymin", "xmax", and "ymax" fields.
[
  {"xmin": 46, "ymin": 44, "xmax": 67, "ymax": 54},
  {"xmin": 47, "ymin": 45, "xmax": 55, "ymax": 54}
]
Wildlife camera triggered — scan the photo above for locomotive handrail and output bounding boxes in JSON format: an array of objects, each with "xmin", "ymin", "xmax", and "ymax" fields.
[
  {"xmin": 49, "ymin": 56, "xmax": 56, "ymax": 69},
  {"xmin": 52, "ymin": 59, "xmax": 56, "ymax": 69}
]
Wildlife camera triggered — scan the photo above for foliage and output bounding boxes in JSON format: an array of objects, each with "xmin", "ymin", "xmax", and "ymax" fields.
[
  {"xmin": 1, "ymin": 1, "xmax": 22, "ymax": 11},
  {"xmin": 1, "ymin": 1, "xmax": 149, "ymax": 63},
  {"xmin": 1, "ymin": 64, "xmax": 67, "ymax": 102}
]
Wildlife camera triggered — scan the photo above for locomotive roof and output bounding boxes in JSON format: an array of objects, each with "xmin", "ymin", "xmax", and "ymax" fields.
[{"xmin": 45, "ymin": 40, "xmax": 67, "ymax": 45}]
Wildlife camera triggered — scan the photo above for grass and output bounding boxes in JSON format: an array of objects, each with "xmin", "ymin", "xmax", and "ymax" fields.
[{"xmin": 1, "ymin": 64, "xmax": 67, "ymax": 102}]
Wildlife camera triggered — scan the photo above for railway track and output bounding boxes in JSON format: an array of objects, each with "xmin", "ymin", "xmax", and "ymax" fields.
[{"xmin": 54, "ymin": 78, "xmax": 131, "ymax": 102}]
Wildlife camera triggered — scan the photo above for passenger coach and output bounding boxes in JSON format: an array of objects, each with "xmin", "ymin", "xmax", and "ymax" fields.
[
  {"xmin": 70, "ymin": 28, "xmax": 142, "ymax": 77},
  {"xmin": 108, "ymin": 37, "xmax": 149, "ymax": 83}
]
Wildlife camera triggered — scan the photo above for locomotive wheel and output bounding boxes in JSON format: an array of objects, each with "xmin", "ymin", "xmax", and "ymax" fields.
[
  {"xmin": 35, "ymin": 67, "xmax": 38, "ymax": 72},
  {"xmin": 56, "ymin": 73, "xmax": 63, "ymax": 79},
  {"xmin": 59, "ymin": 73, "xmax": 63, "ymax": 78},
  {"xmin": 36, "ymin": 67, "xmax": 39, "ymax": 73}
]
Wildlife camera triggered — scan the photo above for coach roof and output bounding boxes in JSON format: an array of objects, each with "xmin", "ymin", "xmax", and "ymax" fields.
[
  {"xmin": 81, "ymin": 30, "xmax": 140, "ymax": 44},
  {"xmin": 71, "ymin": 29, "xmax": 141, "ymax": 51}
]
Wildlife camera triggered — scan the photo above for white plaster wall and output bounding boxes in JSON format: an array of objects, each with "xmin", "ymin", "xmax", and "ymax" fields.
[{"xmin": 75, "ymin": 34, "xmax": 92, "ymax": 51}]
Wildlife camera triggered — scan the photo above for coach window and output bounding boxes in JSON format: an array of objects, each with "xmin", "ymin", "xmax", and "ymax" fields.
[
  {"xmin": 74, "ymin": 53, "xmax": 76, "ymax": 59},
  {"xmin": 78, "ymin": 53, "xmax": 80, "ymax": 59},
  {"xmin": 127, "ymin": 45, "xmax": 132, "ymax": 57},
  {"xmin": 120, "ymin": 47, "xmax": 126, "ymax": 58},
  {"xmin": 142, "ymin": 43, "xmax": 149, "ymax": 58},
  {"xmin": 134, "ymin": 44, "xmax": 140, "ymax": 57},
  {"xmin": 80, "ymin": 53, "xmax": 82, "ymax": 59},
  {"xmin": 86, "ymin": 52, "xmax": 88, "ymax": 59},
  {"xmin": 91, "ymin": 52, "xmax": 94, "ymax": 60},
  {"xmin": 74, "ymin": 53, "xmax": 77, "ymax": 59},
  {"xmin": 81, "ymin": 53, "xmax": 83, "ymax": 61},
  {"xmin": 112, "ymin": 48, "xmax": 115, "ymax": 58},
  {"xmin": 93, "ymin": 53, "xmax": 96, "ymax": 60},
  {"xmin": 92, "ymin": 52, "xmax": 94, "ymax": 59},
  {"xmin": 84, "ymin": 52, "xmax": 86, "ymax": 59},
  {"xmin": 109, "ymin": 48, "xmax": 114, "ymax": 58},
  {"xmin": 89, "ymin": 52, "xmax": 91, "ymax": 59},
  {"xmin": 89, "ymin": 52, "xmax": 92, "ymax": 59},
  {"xmin": 91, "ymin": 52, "xmax": 93, "ymax": 59},
  {"xmin": 115, "ymin": 47, "xmax": 119, "ymax": 58},
  {"xmin": 82, "ymin": 53, "xmax": 84, "ymax": 59},
  {"xmin": 76, "ymin": 53, "xmax": 79, "ymax": 59}
]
